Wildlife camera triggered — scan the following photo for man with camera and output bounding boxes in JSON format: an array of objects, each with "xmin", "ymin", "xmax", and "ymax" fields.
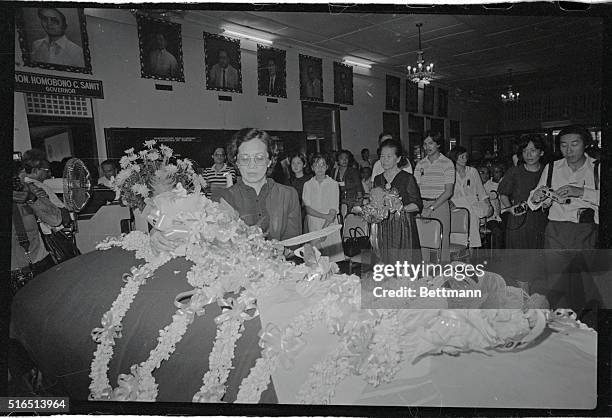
[
  {"xmin": 528, "ymin": 125, "xmax": 600, "ymax": 312},
  {"xmin": 11, "ymin": 161, "xmax": 62, "ymax": 292}
]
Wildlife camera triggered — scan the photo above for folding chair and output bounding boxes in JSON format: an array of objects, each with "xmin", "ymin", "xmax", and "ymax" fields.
[
  {"xmin": 449, "ymin": 207, "xmax": 470, "ymax": 261},
  {"xmin": 416, "ymin": 216, "xmax": 443, "ymax": 263}
]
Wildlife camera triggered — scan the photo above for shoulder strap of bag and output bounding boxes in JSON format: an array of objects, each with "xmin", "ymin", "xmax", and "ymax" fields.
[
  {"xmin": 593, "ymin": 159, "xmax": 599, "ymax": 190},
  {"xmin": 353, "ymin": 226, "xmax": 366, "ymax": 237},
  {"xmin": 12, "ymin": 203, "xmax": 30, "ymax": 253},
  {"xmin": 546, "ymin": 161, "xmax": 554, "ymax": 188}
]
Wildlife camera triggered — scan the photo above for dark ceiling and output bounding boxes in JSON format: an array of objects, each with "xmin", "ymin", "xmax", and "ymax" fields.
[{"xmin": 185, "ymin": 11, "xmax": 604, "ymax": 96}]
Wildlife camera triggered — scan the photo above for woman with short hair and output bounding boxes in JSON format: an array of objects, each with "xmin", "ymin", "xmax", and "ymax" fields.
[{"xmin": 373, "ymin": 139, "xmax": 422, "ymax": 265}]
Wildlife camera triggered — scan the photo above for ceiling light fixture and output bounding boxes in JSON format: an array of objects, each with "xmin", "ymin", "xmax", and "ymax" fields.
[
  {"xmin": 500, "ymin": 69, "xmax": 520, "ymax": 103},
  {"xmin": 222, "ymin": 29, "xmax": 273, "ymax": 45},
  {"xmin": 343, "ymin": 59, "xmax": 372, "ymax": 69},
  {"xmin": 407, "ymin": 23, "xmax": 435, "ymax": 85}
]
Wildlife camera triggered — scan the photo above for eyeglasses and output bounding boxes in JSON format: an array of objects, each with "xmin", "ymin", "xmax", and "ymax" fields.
[{"xmin": 236, "ymin": 154, "xmax": 268, "ymax": 166}]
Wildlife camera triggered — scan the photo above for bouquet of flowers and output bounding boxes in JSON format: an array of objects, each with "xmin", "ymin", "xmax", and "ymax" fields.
[
  {"xmin": 359, "ymin": 185, "xmax": 403, "ymax": 224},
  {"xmin": 114, "ymin": 140, "xmax": 207, "ymax": 210}
]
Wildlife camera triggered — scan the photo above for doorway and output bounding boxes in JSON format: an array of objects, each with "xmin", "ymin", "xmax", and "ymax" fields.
[
  {"xmin": 27, "ymin": 115, "xmax": 98, "ymax": 179},
  {"xmin": 301, "ymin": 101, "xmax": 342, "ymax": 156}
]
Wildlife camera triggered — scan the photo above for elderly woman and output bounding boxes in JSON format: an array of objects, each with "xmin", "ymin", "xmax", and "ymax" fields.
[
  {"xmin": 152, "ymin": 129, "xmax": 301, "ymax": 251},
  {"xmin": 373, "ymin": 139, "xmax": 422, "ymax": 265}
]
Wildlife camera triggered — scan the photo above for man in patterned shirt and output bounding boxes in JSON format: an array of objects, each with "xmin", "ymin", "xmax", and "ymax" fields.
[
  {"xmin": 414, "ymin": 131, "xmax": 455, "ymax": 263},
  {"xmin": 202, "ymin": 147, "xmax": 237, "ymax": 202}
]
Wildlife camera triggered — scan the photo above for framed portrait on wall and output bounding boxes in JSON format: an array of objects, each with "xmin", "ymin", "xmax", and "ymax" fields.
[
  {"xmin": 204, "ymin": 32, "xmax": 242, "ymax": 93},
  {"xmin": 299, "ymin": 54, "xmax": 323, "ymax": 101},
  {"xmin": 257, "ymin": 45, "xmax": 286, "ymax": 98},
  {"xmin": 437, "ymin": 87, "xmax": 448, "ymax": 117},
  {"xmin": 137, "ymin": 15, "xmax": 184, "ymax": 82},
  {"xmin": 385, "ymin": 75, "xmax": 400, "ymax": 111},
  {"xmin": 333, "ymin": 62, "xmax": 353, "ymax": 105},
  {"xmin": 16, "ymin": 7, "xmax": 92, "ymax": 74},
  {"xmin": 406, "ymin": 81, "xmax": 419, "ymax": 113},
  {"xmin": 423, "ymin": 85, "xmax": 435, "ymax": 115}
]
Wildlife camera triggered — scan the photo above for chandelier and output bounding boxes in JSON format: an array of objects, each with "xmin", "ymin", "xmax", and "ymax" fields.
[
  {"xmin": 407, "ymin": 23, "xmax": 435, "ymax": 85},
  {"xmin": 500, "ymin": 69, "xmax": 520, "ymax": 103}
]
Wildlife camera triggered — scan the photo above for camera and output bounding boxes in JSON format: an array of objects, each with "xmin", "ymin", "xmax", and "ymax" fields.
[{"xmin": 513, "ymin": 202, "xmax": 528, "ymax": 215}]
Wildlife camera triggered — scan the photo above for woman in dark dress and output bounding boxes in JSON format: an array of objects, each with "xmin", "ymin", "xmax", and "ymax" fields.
[
  {"xmin": 373, "ymin": 139, "xmax": 423, "ymax": 265},
  {"xmin": 332, "ymin": 150, "xmax": 363, "ymax": 203},
  {"xmin": 498, "ymin": 135, "xmax": 548, "ymax": 289}
]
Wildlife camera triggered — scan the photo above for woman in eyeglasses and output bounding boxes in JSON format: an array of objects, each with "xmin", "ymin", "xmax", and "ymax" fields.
[
  {"xmin": 218, "ymin": 128, "xmax": 302, "ymax": 241},
  {"xmin": 151, "ymin": 129, "xmax": 301, "ymax": 252},
  {"xmin": 302, "ymin": 153, "xmax": 344, "ymax": 262}
]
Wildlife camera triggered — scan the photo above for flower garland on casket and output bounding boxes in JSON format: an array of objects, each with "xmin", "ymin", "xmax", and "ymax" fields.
[{"xmin": 89, "ymin": 143, "xmax": 593, "ymax": 403}]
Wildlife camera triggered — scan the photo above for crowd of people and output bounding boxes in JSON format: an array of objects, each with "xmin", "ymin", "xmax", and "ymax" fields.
[{"xmin": 12, "ymin": 125, "xmax": 601, "ymax": 313}]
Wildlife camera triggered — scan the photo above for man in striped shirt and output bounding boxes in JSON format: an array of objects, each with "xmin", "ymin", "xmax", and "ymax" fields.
[
  {"xmin": 414, "ymin": 132, "xmax": 455, "ymax": 263},
  {"xmin": 203, "ymin": 147, "xmax": 237, "ymax": 202}
]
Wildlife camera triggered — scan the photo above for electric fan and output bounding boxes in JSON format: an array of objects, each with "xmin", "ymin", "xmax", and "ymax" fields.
[{"xmin": 63, "ymin": 158, "xmax": 92, "ymax": 212}]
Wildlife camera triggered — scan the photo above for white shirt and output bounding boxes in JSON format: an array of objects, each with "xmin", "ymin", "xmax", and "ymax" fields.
[
  {"xmin": 31, "ymin": 35, "xmax": 84, "ymax": 67},
  {"xmin": 303, "ymin": 175, "xmax": 339, "ymax": 214},
  {"xmin": 528, "ymin": 155, "xmax": 599, "ymax": 224},
  {"xmin": 25, "ymin": 177, "xmax": 65, "ymax": 209},
  {"xmin": 304, "ymin": 78, "xmax": 322, "ymax": 98},
  {"xmin": 148, "ymin": 48, "xmax": 179, "ymax": 78},
  {"xmin": 98, "ymin": 176, "xmax": 121, "ymax": 200},
  {"xmin": 452, "ymin": 166, "xmax": 487, "ymax": 206},
  {"xmin": 43, "ymin": 177, "xmax": 64, "ymax": 195},
  {"xmin": 370, "ymin": 160, "xmax": 413, "ymax": 184},
  {"xmin": 358, "ymin": 158, "xmax": 372, "ymax": 169},
  {"xmin": 24, "ymin": 176, "xmax": 65, "ymax": 235}
]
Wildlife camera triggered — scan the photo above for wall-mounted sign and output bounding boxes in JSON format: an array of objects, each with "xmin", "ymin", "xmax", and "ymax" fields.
[{"xmin": 14, "ymin": 71, "xmax": 104, "ymax": 99}]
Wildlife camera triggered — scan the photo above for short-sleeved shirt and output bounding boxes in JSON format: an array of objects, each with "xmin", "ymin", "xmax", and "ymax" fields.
[
  {"xmin": 527, "ymin": 156, "xmax": 600, "ymax": 224},
  {"xmin": 203, "ymin": 164, "xmax": 237, "ymax": 201},
  {"xmin": 413, "ymin": 153, "xmax": 456, "ymax": 199}
]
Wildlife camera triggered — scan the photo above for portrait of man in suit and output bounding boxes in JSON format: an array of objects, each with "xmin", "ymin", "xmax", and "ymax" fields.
[
  {"xmin": 205, "ymin": 33, "xmax": 242, "ymax": 92},
  {"xmin": 386, "ymin": 75, "xmax": 401, "ymax": 111},
  {"xmin": 257, "ymin": 45, "xmax": 287, "ymax": 98},
  {"xmin": 299, "ymin": 54, "xmax": 323, "ymax": 101},
  {"xmin": 334, "ymin": 62, "xmax": 353, "ymax": 105}
]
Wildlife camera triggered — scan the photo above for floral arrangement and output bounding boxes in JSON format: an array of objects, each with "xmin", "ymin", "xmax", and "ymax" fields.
[
  {"xmin": 359, "ymin": 185, "xmax": 403, "ymax": 224},
  {"xmin": 90, "ymin": 185, "xmax": 591, "ymax": 404},
  {"xmin": 114, "ymin": 140, "xmax": 207, "ymax": 211}
]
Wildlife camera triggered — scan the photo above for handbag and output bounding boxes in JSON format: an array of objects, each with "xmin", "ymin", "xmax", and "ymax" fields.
[
  {"xmin": 343, "ymin": 226, "xmax": 369, "ymax": 257},
  {"xmin": 40, "ymin": 228, "xmax": 80, "ymax": 265}
]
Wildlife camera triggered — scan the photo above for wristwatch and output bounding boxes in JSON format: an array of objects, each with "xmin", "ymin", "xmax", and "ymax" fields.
[{"xmin": 428, "ymin": 205, "xmax": 435, "ymax": 211}]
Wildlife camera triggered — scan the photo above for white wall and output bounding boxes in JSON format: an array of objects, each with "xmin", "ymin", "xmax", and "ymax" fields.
[
  {"xmin": 15, "ymin": 8, "xmax": 458, "ymax": 162},
  {"xmin": 14, "ymin": 93, "xmax": 31, "ymax": 152}
]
